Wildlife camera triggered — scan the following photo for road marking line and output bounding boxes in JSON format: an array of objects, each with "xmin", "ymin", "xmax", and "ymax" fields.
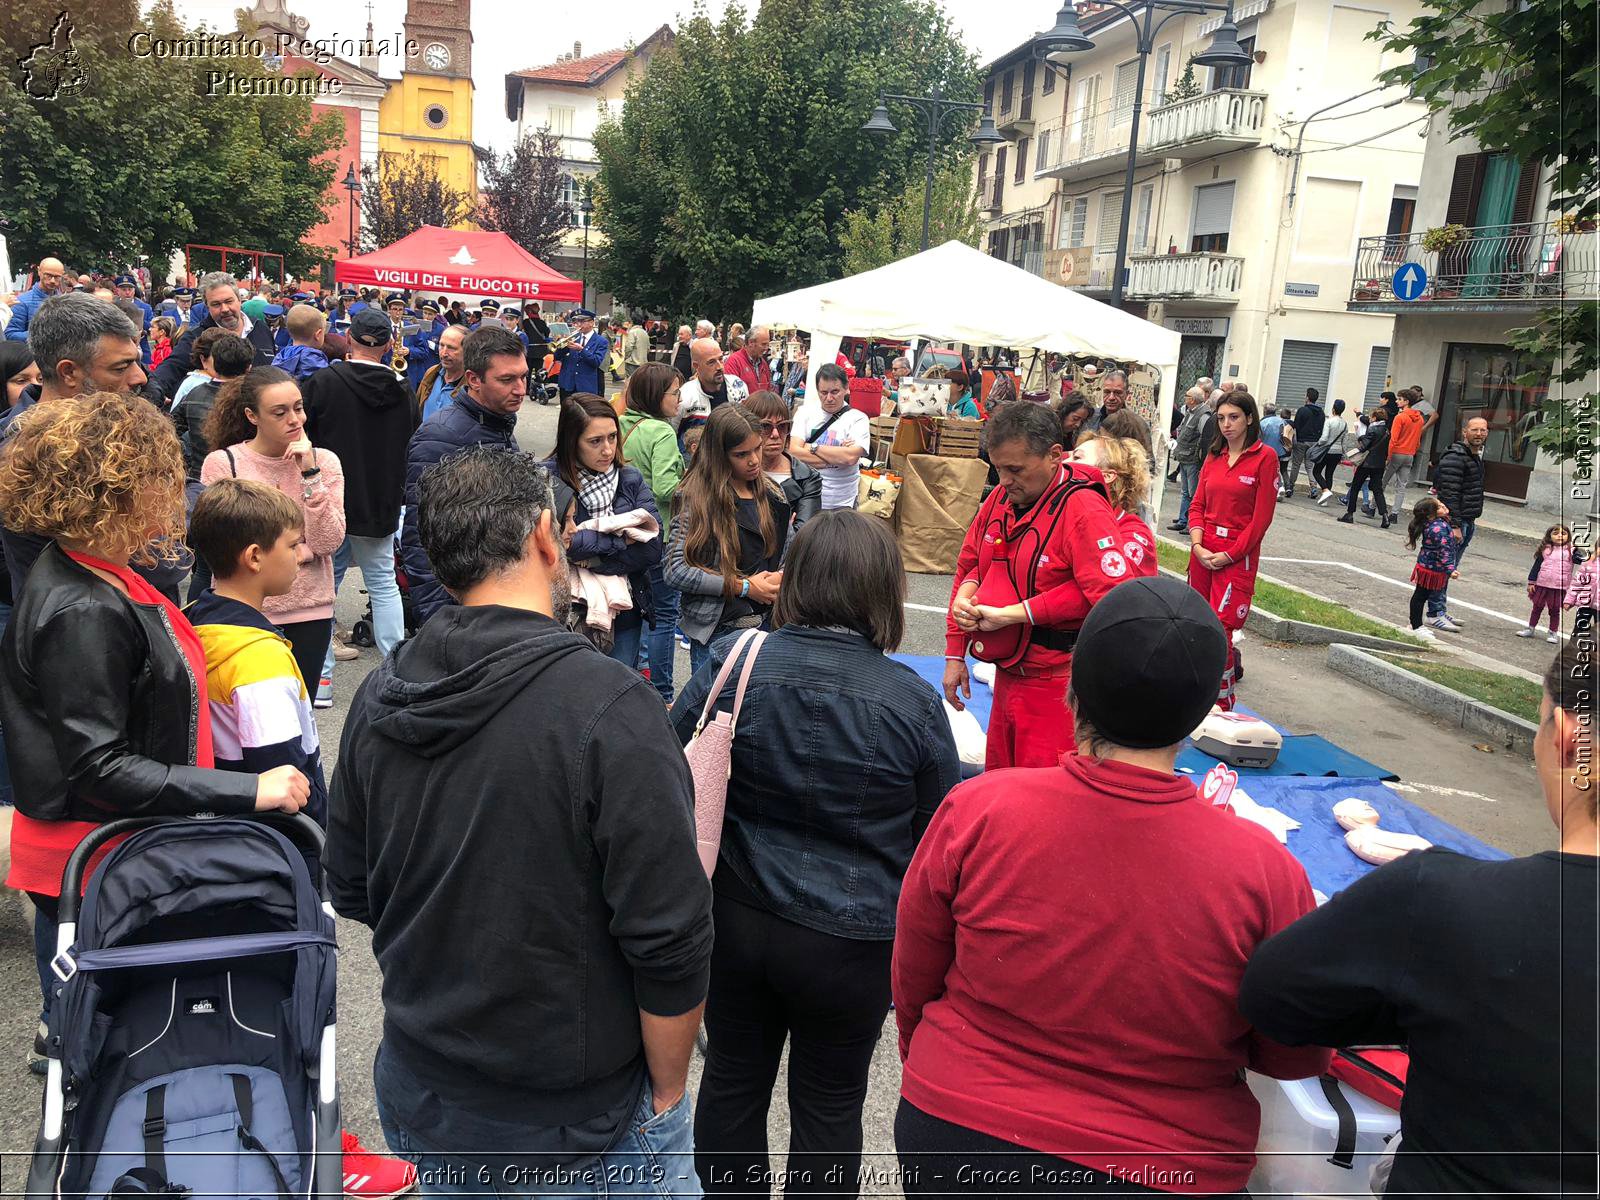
[
  {"xmin": 905, "ymin": 602, "xmax": 948, "ymax": 614},
  {"xmin": 1260, "ymin": 556, "xmax": 1564, "ymax": 634},
  {"xmin": 1386, "ymin": 779, "xmax": 1501, "ymax": 804}
]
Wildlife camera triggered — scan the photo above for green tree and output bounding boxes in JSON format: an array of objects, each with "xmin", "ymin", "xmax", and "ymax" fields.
[
  {"xmin": 360, "ymin": 152, "xmax": 475, "ymax": 251},
  {"xmin": 593, "ymin": 0, "xmax": 978, "ymax": 319},
  {"xmin": 0, "ymin": 0, "xmax": 344, "ymax": 276},
  {"xmin": 1375, "ymin": 0, "xmax": 1597, "ymax": 464},
  {"xmin": 838, "ymin": 159, "xmax": 980, "ymax": 275},
  {"xmin": 478, "ymin": 127, "xmax": 574, "ymax": 262}
]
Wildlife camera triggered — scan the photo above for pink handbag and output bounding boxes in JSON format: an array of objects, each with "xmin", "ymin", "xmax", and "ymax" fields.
[{"xmin": 684, "ymin": 629, "xmax": 767, "ymax": 877}]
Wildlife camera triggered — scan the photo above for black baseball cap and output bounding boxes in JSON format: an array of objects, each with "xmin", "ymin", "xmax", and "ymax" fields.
[
  {"xmin": 1070, "ymin": 576, "xmax": 1228, "ymax": 750},
  {"xmin": 349, "ymin": 308, "xmax": 394, "ymax": 347}
]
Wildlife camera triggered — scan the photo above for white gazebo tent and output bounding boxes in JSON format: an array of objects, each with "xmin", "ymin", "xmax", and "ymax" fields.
[{"xmin": 752, "ymin": 239, "xmax": 1183, "ymax": 454}]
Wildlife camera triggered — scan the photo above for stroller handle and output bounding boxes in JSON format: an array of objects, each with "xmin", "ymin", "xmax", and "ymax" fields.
[{"xmin": 56, "ymin": 813, "xmax": 326, "ymax": 925}]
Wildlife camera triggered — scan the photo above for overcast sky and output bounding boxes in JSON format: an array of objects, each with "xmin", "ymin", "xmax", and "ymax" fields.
[{"xmin": 162, "ymin": 1, "xmax": 1048, "ymax": 153}]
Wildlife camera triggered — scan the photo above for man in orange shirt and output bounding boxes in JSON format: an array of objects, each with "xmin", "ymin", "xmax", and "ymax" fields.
[{"xmin": 1383, "ymin": 388, "xmax": 1426, "ymax": 515}]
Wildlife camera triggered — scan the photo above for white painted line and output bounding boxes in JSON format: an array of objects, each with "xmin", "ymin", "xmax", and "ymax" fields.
[
  {"xmin": 1260, "ymin": 556, "xmax": 1565, "ymax": 635},
  {"xmin": 905, "ymin": 601, "xmax": 948, "ymax": 614},
  {"xmin": 1386, "ymin": 779, "xmax": 1501, "ymax": 804}
]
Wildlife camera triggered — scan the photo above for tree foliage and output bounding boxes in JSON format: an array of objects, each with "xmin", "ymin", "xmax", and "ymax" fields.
[
  {"xmin": 1376, "ymin": 0, "xmax": 1598, "ymax": 465},
  {"xmin": 360, "ymin": 153, "xmax": 475, "ymax": 251},
  {"xmin": 838, "ymin": 159, "xmax": 981, "ymax": 276},
  {"xmin": 0, "ymin": 0, "xmax": 344, "ymax": 275},
  {"xmin": 478, "ymin": 127, "xmax": 574, "ymax": 262},
  {"xmin": 593, "ymin": 0, "xmax": 978, "ymax": 319}
]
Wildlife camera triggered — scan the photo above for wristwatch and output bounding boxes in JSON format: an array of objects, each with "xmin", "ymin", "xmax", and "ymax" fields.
[{"xmin": 300, "ymin": 466, "xmax": 321, "ymax": 479}]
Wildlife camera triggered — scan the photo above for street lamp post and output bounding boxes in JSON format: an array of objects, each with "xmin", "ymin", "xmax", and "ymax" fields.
[
  {"xmin": 862, "ymin": 87, "xmax": 1006, "ymax": 252},
  {"xmin": 1033, "ymin": 2, "xmax": 1252, "ymax": 305},
  {"xmin": 579, "ymin": 190, "xmax": 595, "ymax": 311},
  {"xmin": 341, "ymin": 164, "xmax": 363, "ymax": 255}
]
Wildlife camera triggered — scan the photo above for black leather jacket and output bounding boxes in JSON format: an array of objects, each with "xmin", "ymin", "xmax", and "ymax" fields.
[
  {"xmin": 777, "ymin": 454, "xmax": 822, "ymax": 530},
  {"xmin": 0, "ymin": 544, "xmax": 258, "ymax": 823}
]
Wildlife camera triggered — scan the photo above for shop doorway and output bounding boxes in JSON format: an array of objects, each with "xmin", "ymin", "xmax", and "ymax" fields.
[{"xmin": 1432, "ymin": 342, "xmax": 1550, "ymax": 500}]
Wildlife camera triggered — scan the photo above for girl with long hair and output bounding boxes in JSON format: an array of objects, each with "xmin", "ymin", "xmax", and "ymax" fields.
[
  {"xmin": 0, "ymin": 341, "xmax": 39, "ymax": 414},
  {"xmin": 545, "ymin": 394, "xmax": 663, "ymax": 667},
  {"xmin": 664, "ymin": 405, "xmax": 791, "ymax": 678},
  {"xmin": 1406, "ymin": 496, "xmax": 1454, "ymax": 638},
  {"xmin": 200, "ymin": 366, "xmax": 346, "ymax": 689},
  {"xmin": 1523, "ymin": 523, "xmax": 1581, "ymax": 644},
  {"xmin": 620, "ymin": 362, "xmax": 686, "ymax": 700},
  {"xmin": 1186, "ymin": 389, "xmax": 1278, "ymax": 710}
]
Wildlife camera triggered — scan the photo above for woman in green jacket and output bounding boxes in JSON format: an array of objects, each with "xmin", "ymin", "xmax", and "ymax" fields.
[{"xmin": 619, "ymin": 362, "xmax": 685, "ymax": 703}]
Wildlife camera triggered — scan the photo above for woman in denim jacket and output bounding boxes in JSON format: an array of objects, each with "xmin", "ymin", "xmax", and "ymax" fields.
[{"xmin": 672, "ymin": 511, "xmax": 961, "ymax": 1200}]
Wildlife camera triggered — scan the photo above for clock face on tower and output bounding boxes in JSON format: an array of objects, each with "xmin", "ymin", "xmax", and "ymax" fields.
[{"xmin": 424, "ymin": 41, "xmax": 451, "ymax": 69}]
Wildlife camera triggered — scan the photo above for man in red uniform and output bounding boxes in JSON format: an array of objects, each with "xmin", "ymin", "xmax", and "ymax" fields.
[{"xmin": 944, "ymin": 404, "xmax": 1132, "ymax": 770}]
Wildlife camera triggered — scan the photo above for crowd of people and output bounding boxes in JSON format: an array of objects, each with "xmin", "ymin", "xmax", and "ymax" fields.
[{"xmin": 0, "ymin": 262, "xmax": 1593, "ymax": 1199}]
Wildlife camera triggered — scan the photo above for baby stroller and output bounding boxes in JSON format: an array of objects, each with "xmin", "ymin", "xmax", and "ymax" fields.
[
  {"xmin": 349, "ymin": 539, "xmax": 420, "ymax": 649},
  {"xmin": 29, "ymin": 814, "xmax": 341, "ymax": 1199}
]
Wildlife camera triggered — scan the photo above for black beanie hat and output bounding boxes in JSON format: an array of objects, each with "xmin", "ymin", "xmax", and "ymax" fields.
[{"xmin": 1070, "ymin": 575, "xmax": 1228, "ymax": 750}]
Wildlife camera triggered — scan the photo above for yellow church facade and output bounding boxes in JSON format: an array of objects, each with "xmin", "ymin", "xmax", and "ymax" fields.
[{"xmin": 377, "ymin": 0, "xmax": 479, "ymax": 215}]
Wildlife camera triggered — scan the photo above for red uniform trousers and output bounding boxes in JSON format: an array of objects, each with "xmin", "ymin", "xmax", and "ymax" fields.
[
  {"xmin": 1187, "ymin": 555, "xmax": 1259, "ymax": 712},
  {"xmin": 986, "ymin": 663, "xmax": 1076, "ymax": 771}
]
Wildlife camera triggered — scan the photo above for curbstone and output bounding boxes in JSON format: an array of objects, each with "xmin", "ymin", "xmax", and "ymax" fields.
[{"xmin": 1327, "ymin": 642, "xmax": 1537, "ymax": 754}]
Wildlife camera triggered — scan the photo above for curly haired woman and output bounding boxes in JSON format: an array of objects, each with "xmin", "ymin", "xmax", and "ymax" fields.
[{"xmin": 0, "ymin": 392, "xmax": 309, "ymax": 1072}]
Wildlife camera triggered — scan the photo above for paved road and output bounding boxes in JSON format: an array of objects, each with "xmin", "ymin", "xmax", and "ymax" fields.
[
  {"xmin": 0, "ymin": 403, "xmax": 1556, "ymax": 1182},
  {"xmin": 1158, "ymin": 476, "xmax": 1566, "ymax": 674}
]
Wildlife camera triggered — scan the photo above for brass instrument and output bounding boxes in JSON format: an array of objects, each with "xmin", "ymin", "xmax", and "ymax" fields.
[{"xmin": 548, "ymin": 331, "xmax": 580, "ymax": 352}]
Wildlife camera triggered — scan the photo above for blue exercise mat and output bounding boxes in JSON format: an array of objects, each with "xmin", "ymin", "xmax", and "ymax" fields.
[
  {"xmin": 1191, "ymin": 775, "xmax": 1511, "ymax": 895},
  {"xmin": 1178, "ymin": 736, "xmax": 1399, "ymax": 781},
  {"xmin": 895, "ymin": 655, "xmax": 994, "ymax": 729}
]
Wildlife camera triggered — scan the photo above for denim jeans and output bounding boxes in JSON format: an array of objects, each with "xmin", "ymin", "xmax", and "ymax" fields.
[
  {"xmin": 347, "ymin": 534, "xmax": 406, "ymax": 655},
  {"xmin": 643, "ymin": 564, "xmax": 681, "ymax": 704},
  {"xmin": 607, "ymin": 616, "xmax": 644, "ymax": 672},
  {"xmin": 1173, "ymin": 462, "xmax": 1200, "ymax": 530},
  {"xmin": 376, "ymin": 1064, "xmax": 702, "ymax": 1199},
  {"xmin": 1428, "ymin": 519, "xmax": 1475, "ymax": 617}
]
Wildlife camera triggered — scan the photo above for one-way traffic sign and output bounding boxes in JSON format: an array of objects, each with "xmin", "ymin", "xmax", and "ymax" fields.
[{"xmin": 1392, "ymin": 262, "xmax": 1429, "ymax": 301}]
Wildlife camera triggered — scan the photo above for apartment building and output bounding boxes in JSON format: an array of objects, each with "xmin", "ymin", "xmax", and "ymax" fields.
[
  {"xmin": 504, "ymin": 26, "xmax": 674, "ymax": 309},
  {"xmin": 1344, "ymin": 115, "xmax": 1597, "ymax": 512},
  {"xmin": 977, "ymin": 0, "xmax": 1428, "ymax": 412}
]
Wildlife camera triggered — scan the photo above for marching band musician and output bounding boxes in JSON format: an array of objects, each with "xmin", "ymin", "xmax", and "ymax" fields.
[{"xmin": 943, "ymin": 403, "xmax": 1141, "ymax": 770}]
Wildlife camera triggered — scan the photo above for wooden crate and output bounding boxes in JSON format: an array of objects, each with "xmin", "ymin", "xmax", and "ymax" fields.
[
  {"xmin": 935, "ymin": 417, "xmax": 983, "ymax": 459},
  {"xmin": 870, "ymin": 416, "xmax": 900, "ymax": 463}
]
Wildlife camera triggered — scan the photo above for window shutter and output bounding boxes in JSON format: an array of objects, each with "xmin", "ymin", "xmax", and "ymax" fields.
[
  {"xmin": 1036, "ymin": 130, "xmax": 1051, "ymax": 172},
  {"xmin": 1364, "ymin": 346, "xmax": 1391, "ymax": 405},
  {"xmin": 1444, "ymin": 153, "xmax": 1487, "ymax": 226},
  {"xmin": 1511, "ymin": 159, "xmax": 1542, "ymax": 225},
  {"xmin": 1113, "ymin": 60, "xmax": 1139, "ymax": 123},
  {"xmin": 1098, "ymin": 191, "xmax": 1124, "ymax": 250},
  {"xmin": 1021, "ymin": 60, "xmax": 1036, "ymax": 118},
  {"xmin": 993, "ymin": 147, "xmax": 1007, "ymax": 207},
  {"xmin": 1192, "ymin": 182, "xmax": 1235, "ymax": 237},
  {"xmin": 1275, "ymin": 340, "xmax": 1337, "ymax": 412}
]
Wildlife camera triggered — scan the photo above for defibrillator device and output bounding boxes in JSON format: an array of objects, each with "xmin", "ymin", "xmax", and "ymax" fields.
[
  {"xmin": 1189, "ymin": 708, "xmax": 1283, "ymax": 770},
  {"xmin": 967, "ymin": 465, "xmax": 1107, "ymax": 670}
]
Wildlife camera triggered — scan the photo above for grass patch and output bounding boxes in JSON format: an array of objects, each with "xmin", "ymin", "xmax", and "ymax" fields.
[
  {"xmin": 1372, "ymin": 653, "xmax": 1542, "ymax": 724},
  {"xmin": 1154, "ymin": 539, "xmax": 1428, "ymax": 647}
]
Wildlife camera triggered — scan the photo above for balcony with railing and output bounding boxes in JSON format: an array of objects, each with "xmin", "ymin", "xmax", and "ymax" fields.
[
  {"xmin": 1126, "ymin": 252, "xmax": 1245, "ymax": 303},
  {"xmin": 1145, "ymin": 89, "xmax": 1267, "ymax": 158},
  {"xmin": 1035, "ymin": 91, "xmax": 1164, "ymax": 183},
  {"xmin": 996, "ymin": 88, "xmax": 1034, "ymax": 136},
  {"xmin": 1347, "ymin": 220, "xmax": 1599, "ymax": 312}
]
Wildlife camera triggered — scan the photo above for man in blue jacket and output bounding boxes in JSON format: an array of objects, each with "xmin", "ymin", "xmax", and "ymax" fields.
[
  {"xmin": 555, "ymin": 308, "xmax": 608, "ymax": 399},
  {"xmin": 400, "ymin": 324, "xmax": 527, "ymax": 622},
  {"xmin": 4, "ymin": 258, "xmax": 66, "ymax": 341}
]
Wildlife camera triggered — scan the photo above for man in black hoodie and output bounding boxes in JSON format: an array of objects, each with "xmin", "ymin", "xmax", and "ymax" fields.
[
  {"xmin": 303, "ymin": 309, "xmax": 418, "ymax": 658},
  {"xmin": 328, "ymin": 447, "xmax": 712, "ymax": 1194}
]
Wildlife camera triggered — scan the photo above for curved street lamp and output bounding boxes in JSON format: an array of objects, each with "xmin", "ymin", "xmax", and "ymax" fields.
[
  {"xmin": 1033, "ymin": 2, "xmax": 1254, "ymax": 304},
  {"xmin": 863, "ymin": 86, "xmax": 1008, "ymax": 252},
  {"xmin": 341, "ymin": 163, "xmax": 363, "ymax": 256}
]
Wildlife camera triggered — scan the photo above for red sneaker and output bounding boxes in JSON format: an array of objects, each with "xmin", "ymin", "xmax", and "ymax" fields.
[{"xmin": 342, "ymin": 1129, "xmax": 418, "ymax": 1198}]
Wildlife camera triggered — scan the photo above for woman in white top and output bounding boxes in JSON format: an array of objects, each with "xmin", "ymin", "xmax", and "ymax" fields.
[
  {"xmin": 789, "ymin": 363, "xmax": 870, "ymax": 510},
  {"xmin": 1311, "ymin": 398, "xmax": 1350, "ymax": 505}
]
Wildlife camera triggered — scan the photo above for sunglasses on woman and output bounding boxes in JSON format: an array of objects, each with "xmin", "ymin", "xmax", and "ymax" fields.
[{"xmin": 759, "ymin": 420, "xmax": 792, "ymax": 435}]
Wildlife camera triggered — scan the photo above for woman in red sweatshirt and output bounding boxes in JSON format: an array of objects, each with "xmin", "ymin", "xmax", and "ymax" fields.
[
  {"xmin": 895, "ymin": 577, "xmax": 1329, "ymax": 1196},
  {"xmin": 1185, "ymin": 390, "xmax": 1277, "ymax": 710}
]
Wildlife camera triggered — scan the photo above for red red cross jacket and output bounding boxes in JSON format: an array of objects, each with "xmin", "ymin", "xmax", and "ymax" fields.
[
  {"xmin": 945, "ymin": 464, "xmax": 1131, "ymax": 670},
  {"xmin": 1187, "ymin": 440, "xmax": 1279, "ymax": 566}
]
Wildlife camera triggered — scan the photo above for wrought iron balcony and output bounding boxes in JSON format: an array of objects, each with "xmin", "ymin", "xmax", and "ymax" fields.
[
  {"xmin": 1348, "ymin": 220, "xmax": 1598, "ymax": 311},
  {"xmin": 1126, "ymin": 252, "xmax": 1244, "ymax": 303},
  {"xmin": 1145, "ymin": 89, "xmax": 1267, "ymax": 158}
]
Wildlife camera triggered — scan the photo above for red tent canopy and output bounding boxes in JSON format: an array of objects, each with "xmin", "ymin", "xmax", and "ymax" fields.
[{"xmin": 334, "ymin": 225, "xmax": 583, "ymax": 304}]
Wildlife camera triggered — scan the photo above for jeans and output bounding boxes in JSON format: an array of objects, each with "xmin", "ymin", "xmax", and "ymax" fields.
[
  {"xmin": 1429, "ymin": 520, "xmax": 1475, "ymax": 616},
  {"xmin": 695, "ymin": 889, "xmax": 892, "ymax": 1199},
  {"xmin": 346, "ymin": 534, "xmax": 405, "ymax": 655},
  {"xmin": 319, "ymin": 540, "xmax": 355, "ymax": 687},
  {"xmin": 607, "ymin": 615, "xmax": 644, "ymax": 670},
  {"xmin": 1172, "ymin": 462, "xmax": 1200, "ymax": 529},
  {"xmin": 643, "ymin": 564, "xmax": 681, "ymax": 704},
  {"xmin": 1284, "ymin": 443, "xmax": 1313, "ymax": 495},
  {"xmin": 689, "ymin": 640, "xmax": 713, "ymax": 681},
  {"xmin": 1381, "ymin": 453, "xmax": 1415, "ymax": 518},
  {"xmin": 377, "ymin": 1060, "xmax": 702, "ymax": 1199}
]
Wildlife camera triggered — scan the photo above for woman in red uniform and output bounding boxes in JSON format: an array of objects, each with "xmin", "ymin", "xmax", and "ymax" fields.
[{"xmin": 1186, "ymin": 390, "xmax": 1277, "ymax": 709}]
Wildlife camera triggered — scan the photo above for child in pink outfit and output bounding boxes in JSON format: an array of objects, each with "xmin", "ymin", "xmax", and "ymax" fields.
[{"xmin": 1521, "ymin": 524, "xmax": 1578, "ymax": 643}]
